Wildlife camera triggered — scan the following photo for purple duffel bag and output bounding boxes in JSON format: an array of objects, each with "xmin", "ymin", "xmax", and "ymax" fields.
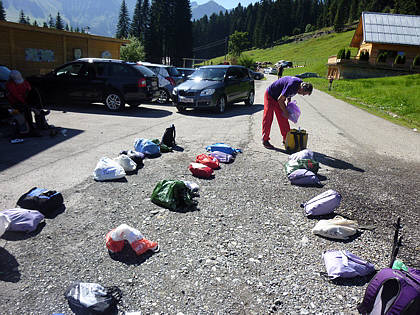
[
  {"xmin": 1, "ymin": 208, "xmax": 45, "ymax": 232},
  {"xmin": 323, "ymin": 250, "xmax": 375, "ymax": 279},
  {"xmin": 208, "ymin": 151, "xmax": 235, "ymax": 163},
  {"xmin": 301, "ymin": 189, "xmax": 342, "ymax": 216},
  {"xmin": 288, "ymin": 169, "xmax": 321, "ymax": 186}
]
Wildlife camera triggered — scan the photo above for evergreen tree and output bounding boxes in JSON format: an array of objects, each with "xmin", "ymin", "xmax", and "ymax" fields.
[
  {"xmin": 26, "ymin": 16, "xmax": 31, "ymax": 24},
  {"xmin": 0, "ymin": 0, "xmax": 6, "ymax": 21},
  {"xmin": 43, "ymin": 21, "xmax": 48, "ymax": 28},
  {"xmin": 130, "ymin": 0, "xmax": 143, "ymax": 38},
  {"xmin": 173, "ymin": 0, "xmax": 193, "ymax": 65},
  {"xmin": 48, "ymin": 14, "xmax": 54, "ymax": 28},
  {"xmin": 19, "ymin": 10, "xmax": 27, "ymax": 24},
  {"xmin": 33, "ymin": 20, "xmax": 38, "ymax": 27},
  {"xmin": 334, "ymin": 0, "xmax": 345, "ymax": 31},
  {"xmin": 65, "ymin": 23, "xmax": 69, "ymax": 31},
  {"xmin": 348, "ymin": 0, "xmax": 359, "ymax": 23},
  {"xmin": 116, "ymin": 0, "xmax": 130, "ymax": 39},
  {"xmin": 55, "ymin": 12, "xmax": 64, "ymax": 30}
]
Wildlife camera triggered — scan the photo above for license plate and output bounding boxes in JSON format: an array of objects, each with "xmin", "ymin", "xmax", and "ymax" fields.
[{"xmin": 179, "ymin": 96, "xmax": 194, "ymax": 103}]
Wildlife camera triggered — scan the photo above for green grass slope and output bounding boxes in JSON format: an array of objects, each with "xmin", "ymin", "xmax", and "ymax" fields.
[{"xmin": 209, "ymin": 30, "xmax": 420, "ymax": 129}]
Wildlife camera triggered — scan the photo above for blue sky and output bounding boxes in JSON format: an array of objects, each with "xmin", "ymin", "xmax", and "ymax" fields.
[{"xmin": 194, "ymin": 0, "xmax": 259, "ymax": 10}]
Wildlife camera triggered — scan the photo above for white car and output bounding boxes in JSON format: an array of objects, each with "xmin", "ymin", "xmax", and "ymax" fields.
[{"xmin": 264, "ymin": 67, "xmax": 277, "ymax": 75}]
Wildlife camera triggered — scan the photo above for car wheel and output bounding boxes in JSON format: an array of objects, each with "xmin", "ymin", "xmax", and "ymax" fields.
[
  {"xmin": 157, "ymin": 88, "xmax": 170, "ymax": 104},
  {"xmin": 176, "ymin": 104, "xmax": 186, "ymax": 113},
  {"xmin": 104, "ymin": 91, "xmax": 124, "ymax": 111},
  {"xmin": 245, "ymin": 90, "xmax": 255, "ymax": 106},
  {"xmin": 216, "ymin": 95, "xmax": 226, "ymax": 113}
]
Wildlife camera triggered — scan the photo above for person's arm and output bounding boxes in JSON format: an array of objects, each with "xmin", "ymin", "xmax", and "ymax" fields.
[{"xmin": 277, "ymin": 94, "xmax": 289, "ymax": 118}]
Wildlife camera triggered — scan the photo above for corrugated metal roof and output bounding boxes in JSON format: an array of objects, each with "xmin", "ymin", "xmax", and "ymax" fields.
[{"xmin": 362, "ymin": 12, "xmax": 420, "ymax": 46}]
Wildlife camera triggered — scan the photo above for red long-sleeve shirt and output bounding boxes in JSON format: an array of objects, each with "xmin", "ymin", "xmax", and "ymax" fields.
[{"xmin": 6, "ymin": 80, "xmax": 31, "ymax": 106}]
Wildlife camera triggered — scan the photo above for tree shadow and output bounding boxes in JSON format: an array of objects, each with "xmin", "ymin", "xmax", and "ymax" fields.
[
  {"xmin": 1, "ymin": 221, "xmax": 46, "ymax": 241},
  {"xmin": 0, "ymin": 247, "xmax": 21, "ymax": 283},
  {"xmin": 313, "ymin": 152, "xmax": 365, "ymax": 172}
]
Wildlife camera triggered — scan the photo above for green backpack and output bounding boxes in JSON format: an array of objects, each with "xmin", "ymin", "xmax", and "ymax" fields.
[
  {"xmin": 284, "ymin": 159, "xmax": 319, "ymax": 176},
  {"xmin": 151, "ymin": 180, "xmax": 196, "ymax": 211}
]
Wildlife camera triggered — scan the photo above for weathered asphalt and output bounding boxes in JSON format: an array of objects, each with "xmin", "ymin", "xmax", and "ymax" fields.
[{"xmin": 0, "ymin": 75, "xmax": 419, "ymax": 314}]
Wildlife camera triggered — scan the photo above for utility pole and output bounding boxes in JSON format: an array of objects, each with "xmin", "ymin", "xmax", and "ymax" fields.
[{"xmin": 224, "ymin": 37, "xmax": 228, "ymax": 61}]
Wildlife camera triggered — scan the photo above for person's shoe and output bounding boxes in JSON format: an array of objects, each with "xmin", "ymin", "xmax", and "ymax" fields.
[{"xmin": 263, "ymin": 140, "xmax": 275, "ymax": 149}]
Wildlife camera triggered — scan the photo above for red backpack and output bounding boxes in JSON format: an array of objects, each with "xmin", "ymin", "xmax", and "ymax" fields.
[
  {"xmin": 195, "ymin": 154, "xmax": 220, "ymax": 169},
  {"xmin": 188, "ymin": 163, "xmax": 214, "ymax": 178}
]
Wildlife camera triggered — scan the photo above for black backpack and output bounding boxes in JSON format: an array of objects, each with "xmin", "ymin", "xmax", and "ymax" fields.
[
  {"xmin": 161, "ymin": 124, "xmax": 176, "ymax": 147},
  {"xmin": 17, "ymin": 187, "xmax": 64, "ymax": 216}
]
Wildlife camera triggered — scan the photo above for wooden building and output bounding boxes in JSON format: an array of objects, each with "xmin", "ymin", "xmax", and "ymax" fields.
[
  {"xmin": 0, "ymin": 20, "xmax": 128, "ymax": 77},
  {"xmin": 327, "ymin": 12, "xmax": 420, "ymax": 79}
]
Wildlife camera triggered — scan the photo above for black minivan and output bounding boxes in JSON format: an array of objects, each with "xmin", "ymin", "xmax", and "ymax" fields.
[
  {"xmin": 172, "ymin": 65, "xmax": 255, "ymax": 113},
  {"xmin": 27, "ymin": 58, "xmax": 160, "ymax": 111}
]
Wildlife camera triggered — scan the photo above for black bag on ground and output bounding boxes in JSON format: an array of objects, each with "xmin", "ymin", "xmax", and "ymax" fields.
[
  {"xmin": 64, "ymin": 282, "xmax": 122, "ymax": 315},
  {"xmin": 16, "ymin": 187, "xmax": 63, "ymax": 215},
  {"xmin": 161, "ymin": 124, "xmax": 176, "ymax": 147}
]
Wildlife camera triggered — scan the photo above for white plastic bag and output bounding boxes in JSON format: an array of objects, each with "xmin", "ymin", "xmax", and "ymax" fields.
[
  {"xmin": 312, "ymin": 216, "xmax": 358, "ymax": 240},
  {"xmin": 93, "ymin": 157, "xmax": 126, "ymax": 181},
  {"xmin": 114, "ymin": 155, "xmax": 137, "ymax": 172},
  {"xmin": 0, "ymin": 213, "xmax": 11, "ymax": 237}
]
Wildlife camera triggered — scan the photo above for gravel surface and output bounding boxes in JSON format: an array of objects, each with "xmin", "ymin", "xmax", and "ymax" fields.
[{"xmin": 0, "ymin": 84, "xmax": 419, "ymax": 314}]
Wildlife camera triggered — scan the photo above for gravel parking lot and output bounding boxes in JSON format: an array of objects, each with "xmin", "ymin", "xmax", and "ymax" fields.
[{"xmin": 0, "ymin": 77, "xmax": 419, "ymax": 314}]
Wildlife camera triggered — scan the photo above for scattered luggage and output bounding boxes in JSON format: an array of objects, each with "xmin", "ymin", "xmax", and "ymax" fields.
[
  {"xmin": 65, "ymin": 282, "xmax": 122, "ymax": 315},
  {"xmin": 114, "ymin": 155, "xmax": 137, "ymax": 172},
  {"xmin": 0, "ymin": 208, "xmax": 44, "ymax": 233},
  {"xmin": 0, "ymin": 213, "xmax": 11, "ymax": 237},
  {"xmin": 195, "ymin": 154, "xmax": 220, "ymax": 169},
  {"xmin": 312, "ymin": 216, "xmax": 359, "ymax": 240},
  {"xmin": 133, "ymin": 138, "xmax": 161, "ymax": 158},
  {"xmin": 283, "ymin": 100, "xmax": 301, "ymax": 123},
  {"xmin": 284, "ymin": 128, "xmax": 308, "ymax": 153},
  {"xmin": 106, "ymin": 224, "xmax": 159, "ymax": 255},
  {"xmin": 284, "ymin": 158, "xmax": 319, "ymax": 176},
  {"xmin": 188, "ymin": 162, "xmax": 214, "ymax": 179},
  {"xmin": 322, "ymin": 250, "xmax": 375, "ymax": 279},
  {"xmin": 206, "ymin": 143, "xmax": 241, "ymax": 156},
  {"xmin": 288, "ymin": 169, "xmax": 321, "ymax": 186},
  {"xmin": 93, "ymin": 157, "xmax": 126, "ymax": 181},
  {"xmin": 151, "ymin": 180, "xmax": 197, "ymax": 210},
  {"xmin": 208, "ymin": 151, "xmax": 235, "ymax": 163},
  {"xmin": 301, "ymin": 189, "xmax": 342, "ymax": 216},
  {"xmin": 16, "ymin": 187, "xmax": 64, "ymax": 216},
  {"xmin": 161, "ymin": 124, "xmax": 176, "ymax": 148},
  {"xmin": 288, "ymin": 149, "xmax": 314, "ymax": 161}
]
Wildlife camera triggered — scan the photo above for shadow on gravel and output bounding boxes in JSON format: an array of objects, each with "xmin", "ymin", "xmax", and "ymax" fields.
[
  {"xmin": 327, "ymin": 272, "xmax": 375, "ymax": 287},
  {"xmin": 175, "ymin": 104, "xmax": 263, "ymax": 118},
  {"xmin": 0, "ymin": 247, "xmax": 21, "ymax": 282},
  {"xmin": 0, "ymin": 127, "xmax": 83, "ymax": 172},
  {"xmin": 1, "ymin": 222, "xmax": 46, "ymax": 241},
  {"xmin": 94, "ymin": 178, "xmax": 128, "ymax": 183},
  {"xmin": 108, "ymin": 245, "xmax": 157, "ymax": 266},
  {"xmin": 314, "ymin": 152, "xmax": 365, "ymax": 172},
  {"xmin": 315, "ymin": 231, "xmax": 363, "ymax": 243},
  {"xmin": 171, "ymin": 145, "xmax": 184, "ymax": 152}
]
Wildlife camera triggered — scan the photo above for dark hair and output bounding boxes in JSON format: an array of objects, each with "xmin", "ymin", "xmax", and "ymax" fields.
[{"xmin": 301, "ymin": 82, "xmax": 313, "ymax": 95}]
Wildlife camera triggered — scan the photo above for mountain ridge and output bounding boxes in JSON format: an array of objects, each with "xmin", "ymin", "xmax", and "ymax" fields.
[{"xmin": 3, "ymin": 0, "xmax": 227, "ymax": 37}]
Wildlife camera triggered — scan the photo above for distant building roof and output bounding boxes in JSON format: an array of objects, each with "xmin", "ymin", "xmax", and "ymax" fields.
[{"xmin": 350, "ymin": 12, "xmax": 420, "ymax": 47}]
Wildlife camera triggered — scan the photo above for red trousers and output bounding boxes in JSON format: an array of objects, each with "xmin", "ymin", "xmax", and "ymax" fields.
[{"xmin": 262, "ymin": 90, "xmax": 290, "ymax": 142}]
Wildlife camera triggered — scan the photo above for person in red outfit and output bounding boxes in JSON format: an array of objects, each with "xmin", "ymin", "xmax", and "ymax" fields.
[
  {"xmin": 6, "ymin": 70, "xmax": 36, "ymax": 131},
  {"xmin": 262, "ymin": 76, "xmax": 313, "ymax": 149}
]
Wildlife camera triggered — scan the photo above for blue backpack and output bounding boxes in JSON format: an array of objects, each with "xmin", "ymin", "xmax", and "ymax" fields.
[
  {"xmin": 134, "ymin": 138, "xmax": 160, "ymax": 157},
  {"xmin": 16, "ymin": 187, "xmax": 64, "ymax": 216},
  {"xmin": 206, "ymin": 143, "xmax": 241, "ymax": 156}
]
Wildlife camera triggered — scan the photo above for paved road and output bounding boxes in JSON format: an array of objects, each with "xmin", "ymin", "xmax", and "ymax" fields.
[{"xmin": 0, "ymin": 76, "xmax": 419, "ymax": 314}]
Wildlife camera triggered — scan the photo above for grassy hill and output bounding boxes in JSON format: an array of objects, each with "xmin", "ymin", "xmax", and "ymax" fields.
[{"xmin": 208, "ymin": 30, "xmax": 420, "ymax": 129}]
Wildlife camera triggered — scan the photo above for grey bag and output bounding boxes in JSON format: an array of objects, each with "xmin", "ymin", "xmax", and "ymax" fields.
[
  {"xmin": 288, "ymin": 169, "xmax": 321, "ymax": 186},
  {"xmin": 301, "ymin": 189, "xmax": 342, "ymax": 216},
  {"xmin": 288, "ymin": 149, "xmax": 314, "ymax": 161},
  {"xmin": 322, "ymin": 250, "xmax": 375, "ymax": 279},
  {"xmin": 1, "ymin": 208, "xmax": 44, "ymax": 232}
]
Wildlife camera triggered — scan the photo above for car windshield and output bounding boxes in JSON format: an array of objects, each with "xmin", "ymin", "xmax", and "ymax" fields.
[
  {"xmin": 0, "ymin": 66, "xmax": 11, "ymax": 81},
  {"xmin": 189, "ymin": 68, "xmax": 226, "ymax": 81},
  {"xmin": 167, "ymin": 67, "xmax": 180, "ymax": 76},
  {"xmin": 134, "ymin": 65, "xmax": 156, "ymax": 77}
]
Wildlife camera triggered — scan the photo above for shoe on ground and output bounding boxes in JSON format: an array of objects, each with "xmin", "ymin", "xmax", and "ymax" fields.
[{"xmin": 263, "ymin": 140, "xmax": 275, "ymax": 149}]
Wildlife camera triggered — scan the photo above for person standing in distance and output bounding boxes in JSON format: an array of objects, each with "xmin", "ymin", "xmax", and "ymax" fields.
[
  {"xmin": 262, "ymin": 76, "xmax": 313, "ymax": 149},
  {"xmin": 277, "ymin": 65, "xmax": 284, "ymax": 79}
]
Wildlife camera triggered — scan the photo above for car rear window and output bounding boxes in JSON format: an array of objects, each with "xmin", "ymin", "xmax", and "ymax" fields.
[
  {"xmin": 133, "ymin": 65, "xmax": 156, "ymax": 77},
  {"xmin": 167, "ymin": 67, "xmax": 180, "ymax": 76}
]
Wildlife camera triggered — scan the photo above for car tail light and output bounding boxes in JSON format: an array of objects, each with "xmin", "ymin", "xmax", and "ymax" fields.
[
  {"xmin": 166, "ymin": 76, "xmax": 176, "ymax": 86},
  {"xmin": 138, "ymin": 78, "xmax": 147, "ymax": 87}
]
